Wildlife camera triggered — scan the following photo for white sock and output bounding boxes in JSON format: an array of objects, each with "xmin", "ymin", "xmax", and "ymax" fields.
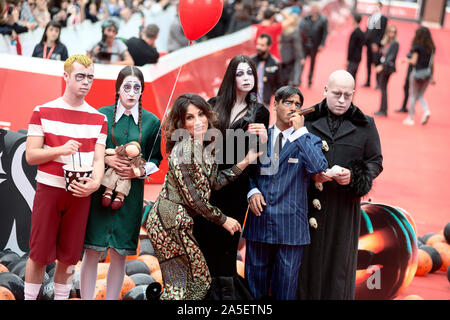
[
  {"xmin": 24, "ymin": 282, "xmax": 42, "ymax": 300},
  {"xmin": 54, "ymin": 283, "xmax": 73, "ymax": 300},
  {"xmin": 106, "ymin": 249, "xmax": 126, "ymax": 300},
  {"xmin": 80, "ymin": 249, "xmax": 102, "ymax": 300}
]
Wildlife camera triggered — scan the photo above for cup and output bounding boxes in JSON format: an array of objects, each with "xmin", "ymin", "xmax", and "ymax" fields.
[{"xmin": 62, "ymin": 164, "xmax": 93, "ymax": 192}]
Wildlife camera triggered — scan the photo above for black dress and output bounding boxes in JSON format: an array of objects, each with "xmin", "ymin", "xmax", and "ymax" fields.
[{"xmin": 193, "ymin": 96, "xmax": 270, "ymax": 300}]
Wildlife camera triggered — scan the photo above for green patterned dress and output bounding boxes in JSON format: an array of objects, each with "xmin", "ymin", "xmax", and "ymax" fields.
[{"xmin": 146, "ymin": 137, "xmax": 243, "ymax": 300}]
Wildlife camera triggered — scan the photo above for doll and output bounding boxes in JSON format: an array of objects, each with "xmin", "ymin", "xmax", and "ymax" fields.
[{"xmin": 101, "ymin": 141, "xmax": 146, "ymax": 210}]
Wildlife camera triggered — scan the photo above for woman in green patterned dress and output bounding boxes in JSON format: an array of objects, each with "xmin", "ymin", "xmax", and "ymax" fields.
[
  {"xmin": 80, "ymin": 66, "xmax": 163, "ymax": 300},
  {"xmin": 146, "ymin": 93, "xmax": 261, "ymax": 300}
]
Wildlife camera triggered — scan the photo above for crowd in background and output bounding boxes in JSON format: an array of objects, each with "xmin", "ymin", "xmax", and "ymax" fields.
[{"xmin": 1, "ymin": 0, "xmax": 438, "ymax": 124}]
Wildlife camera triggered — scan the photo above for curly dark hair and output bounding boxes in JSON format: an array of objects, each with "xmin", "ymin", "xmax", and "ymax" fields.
[{"xmin": 163, "ymin": 93, "xmax": 217, "ymax": 154}]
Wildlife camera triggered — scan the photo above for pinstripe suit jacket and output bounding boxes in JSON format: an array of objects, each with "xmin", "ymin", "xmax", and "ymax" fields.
[{"xmin": 243, "ymin": 127, "xmax": 328, "ymax": 246}]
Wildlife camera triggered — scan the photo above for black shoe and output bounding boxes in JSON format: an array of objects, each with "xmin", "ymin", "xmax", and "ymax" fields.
[
  {"xmin": 395, "ymin": 108, "xmax": 408, "ymax": 113},
  {"xmin": 374, "ymin": 111, "xmax": 387, "ymax": 117}
]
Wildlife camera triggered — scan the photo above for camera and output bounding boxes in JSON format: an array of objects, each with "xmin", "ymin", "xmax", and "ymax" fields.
[{"xmin": 94, "ymin": 35, "xmax": 112, "ymax": 62}]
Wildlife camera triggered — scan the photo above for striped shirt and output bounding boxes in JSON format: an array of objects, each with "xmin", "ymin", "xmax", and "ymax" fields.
[{"xmin": 27, "ymin": 97, "xmax": 108, "ymax": 189}]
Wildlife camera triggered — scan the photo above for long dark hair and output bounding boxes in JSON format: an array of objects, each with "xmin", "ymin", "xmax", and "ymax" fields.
[
  {"xmin": 39, "ymin": 20, "xmax": 63, "ymax": 46},
  {"xmin": 214, "ymin": 54, "xmax": 258, "ymax": 134},
  {"xmin": 111, "ymin": 66, "xmax": 145, "ymax": 147},
  {"xmin": 163, "ymin": 93, "xmax": 217, "ymax": 154},
  {"xmin": 412, "ymin": 26, "xmax": 436, "ymax": 55}
]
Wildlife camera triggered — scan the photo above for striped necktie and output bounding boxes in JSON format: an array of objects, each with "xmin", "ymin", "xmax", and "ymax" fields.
[{"xmin": 273, "ymin": 132, "xmax": 283, "ymax": 161}]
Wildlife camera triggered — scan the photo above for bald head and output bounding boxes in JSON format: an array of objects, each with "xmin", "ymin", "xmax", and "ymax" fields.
[
  {"xmin": 327, "ymin": 70, "xmax": 355, "ymax": 90},
  {"xmin": 325, "ymin": 70, "xmax": 355, "ymax": 116},
  {"xmin": 310, "ymin": 3, "xmax": 320, "ymax": 16}
]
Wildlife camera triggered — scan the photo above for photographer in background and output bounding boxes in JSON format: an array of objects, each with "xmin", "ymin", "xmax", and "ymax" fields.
[
  {"xmin": 87, "ymin": 18, "xmax": 134, "ymax": 65},
  {"xmin": 126, "ymin": 23, "xmax": 159, "ymax": 66},
  {"xmin": 1, "ymin": 0, "xmax": 28, "ymax": 52}
]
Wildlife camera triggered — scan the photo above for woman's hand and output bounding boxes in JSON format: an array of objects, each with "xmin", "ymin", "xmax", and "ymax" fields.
[
  {"xmin": 222, "ymin": 217, "xmax": 242, "ymax": 236},
  {"xmin": 119, "ymin": 165, "xmax": 144, "ymax": 180},
  {"xmin": 248, "ymin": 123, "xmax": 268, "ymax": 144},
  {"xmin": 236, "ymin": 149, "xmax": 263, "ymax": 171},
  {"xmin": 105, "ymin": 154, "xmax": 131, "ymax": 176}
]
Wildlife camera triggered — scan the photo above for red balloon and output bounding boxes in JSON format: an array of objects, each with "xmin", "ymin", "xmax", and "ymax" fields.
[{"xmin": 179, "ymin": 0, "xmax": 223, "ymax": 41}]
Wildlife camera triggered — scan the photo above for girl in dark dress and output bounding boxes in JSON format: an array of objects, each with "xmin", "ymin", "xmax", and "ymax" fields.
[
  {"xmin": 193, "ymin": 54, "xmax": 270, "ymax": 299},
  {"xmin": 80, "ymin": 66, "xmax": 162, "ymax": 300}
]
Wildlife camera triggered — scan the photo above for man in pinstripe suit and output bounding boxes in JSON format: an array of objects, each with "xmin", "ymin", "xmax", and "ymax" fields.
[{"xmin": 243, "ymin": 86, "xmax": 328, "ymax": 300}]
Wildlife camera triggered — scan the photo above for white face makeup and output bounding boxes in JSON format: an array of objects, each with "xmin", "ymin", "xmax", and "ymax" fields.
[
  {"xmin": 119, "ymin": 75, "xmax": 142, "ymax": 109},
  {"xmin": 235, "ymin": 62, "xmax": 255, "ymax": 94},
  {"xmin": 65, "ymin": 62, "xmax": 94, "ymax": 98}
]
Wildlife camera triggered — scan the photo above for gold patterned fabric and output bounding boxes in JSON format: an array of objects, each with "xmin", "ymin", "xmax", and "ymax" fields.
[{"xmin": 146, "ymin": 137, "xmax": 242, "ymax": 300}]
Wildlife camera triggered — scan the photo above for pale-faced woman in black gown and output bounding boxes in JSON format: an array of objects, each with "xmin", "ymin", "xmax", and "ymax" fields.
[{"xmin": 193, "ymin": 54, "xmax": 270, "ymax": 299}]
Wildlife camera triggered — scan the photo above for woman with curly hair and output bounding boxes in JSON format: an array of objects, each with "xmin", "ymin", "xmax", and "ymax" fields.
[{"xmin": 145, "ymin": 93, "xmax": 261, "ymax": 300}]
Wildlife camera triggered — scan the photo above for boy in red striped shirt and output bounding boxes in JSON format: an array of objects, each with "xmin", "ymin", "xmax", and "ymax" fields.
[{"xmin": 24, "ymin": 54, "xmax": 108, "ymax": 300}]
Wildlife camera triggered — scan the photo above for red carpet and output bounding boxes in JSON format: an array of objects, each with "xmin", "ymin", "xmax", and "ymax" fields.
[{"xmin": 145, "ymin": 17, "xmax": 450, "ymax": 299}]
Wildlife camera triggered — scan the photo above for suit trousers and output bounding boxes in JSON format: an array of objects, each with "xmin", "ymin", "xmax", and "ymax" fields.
[
  {"xmin": 401, "ymin": 66, "xmax": 413, "ymax": 110},
  {"xmin": 347, "ymin": 61, "xmax": 360, "ymax": 81},
  {"xmin": 378, "ymin": 70, "xmax": 392, "ymax": 114},
  {"xmin": 365, "ymin": 43, "xmax": 381, "ymax": 87},
  {"xmin": 301, "ymin": 46, "xmax": 318, "ymax": 85},
  {"xmin": 245, "ymin": 240, "xmax": 304, "ymax": 300}
]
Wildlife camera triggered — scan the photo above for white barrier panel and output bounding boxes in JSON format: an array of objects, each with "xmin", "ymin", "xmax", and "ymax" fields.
[
  {"xmin": 0, "ymin": 4, "xmax": 176, "ymax": 56},
  {"xmin": 0, "ymin": 26, "xmax": 255, "ymax": 183}
]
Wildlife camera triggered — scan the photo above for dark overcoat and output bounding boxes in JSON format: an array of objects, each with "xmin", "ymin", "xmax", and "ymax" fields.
[{"xmin": 298, "ymin": 99, "xmax": 383, "ymax": 300}]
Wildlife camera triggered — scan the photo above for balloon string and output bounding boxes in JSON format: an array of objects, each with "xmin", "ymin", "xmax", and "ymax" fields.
[{"xmin": 146, "ymin": 62, "xmax": 184, "ymax": 163}]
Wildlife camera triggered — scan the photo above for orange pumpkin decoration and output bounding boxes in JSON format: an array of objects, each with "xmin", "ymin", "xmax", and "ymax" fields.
[
  {"xmin": 0, "ymin": 286, "xmax": 15, "ymax": 300},
  {"xmin": 126, "ymin": 240, "xmax": 141, "ymax": 262},
  {"xmin": 119, "ymin": 275, "xmax": 135, "ymax": 299},
  {"xmin": 0, "ymin": 264, "xmax": 8, "ymax": 273},
  {"xmin": 96, "ymin": 263, "xmax": 111, "ymax": 280},
  {"xmin": 236, "ymin": 260, "xmax": 245, "ymax": 278},
  {"xmin": 415, "ymin": 249, "xmax": 432, "ymax": 276},
  {"xmin": 403, "ymin": 294, "xmax": 424, "ymax": 300},
  {"xmin": 94, "ymin": 279, "xmax": 107, "ymax": 300},
  {"xmin": 137, "ymin": 254, "xmax": 160, "ymax": 273},
  {"xmin": 431, "ymin": 242, "xmax": 450, "ymax": 272},
  {"xmin": 426, "ymin": 234, "xmax": 446, "ymax": 246},
  {"xmin": 150, "ymin": 269, "xmax": 163, "ymax": 286}
]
